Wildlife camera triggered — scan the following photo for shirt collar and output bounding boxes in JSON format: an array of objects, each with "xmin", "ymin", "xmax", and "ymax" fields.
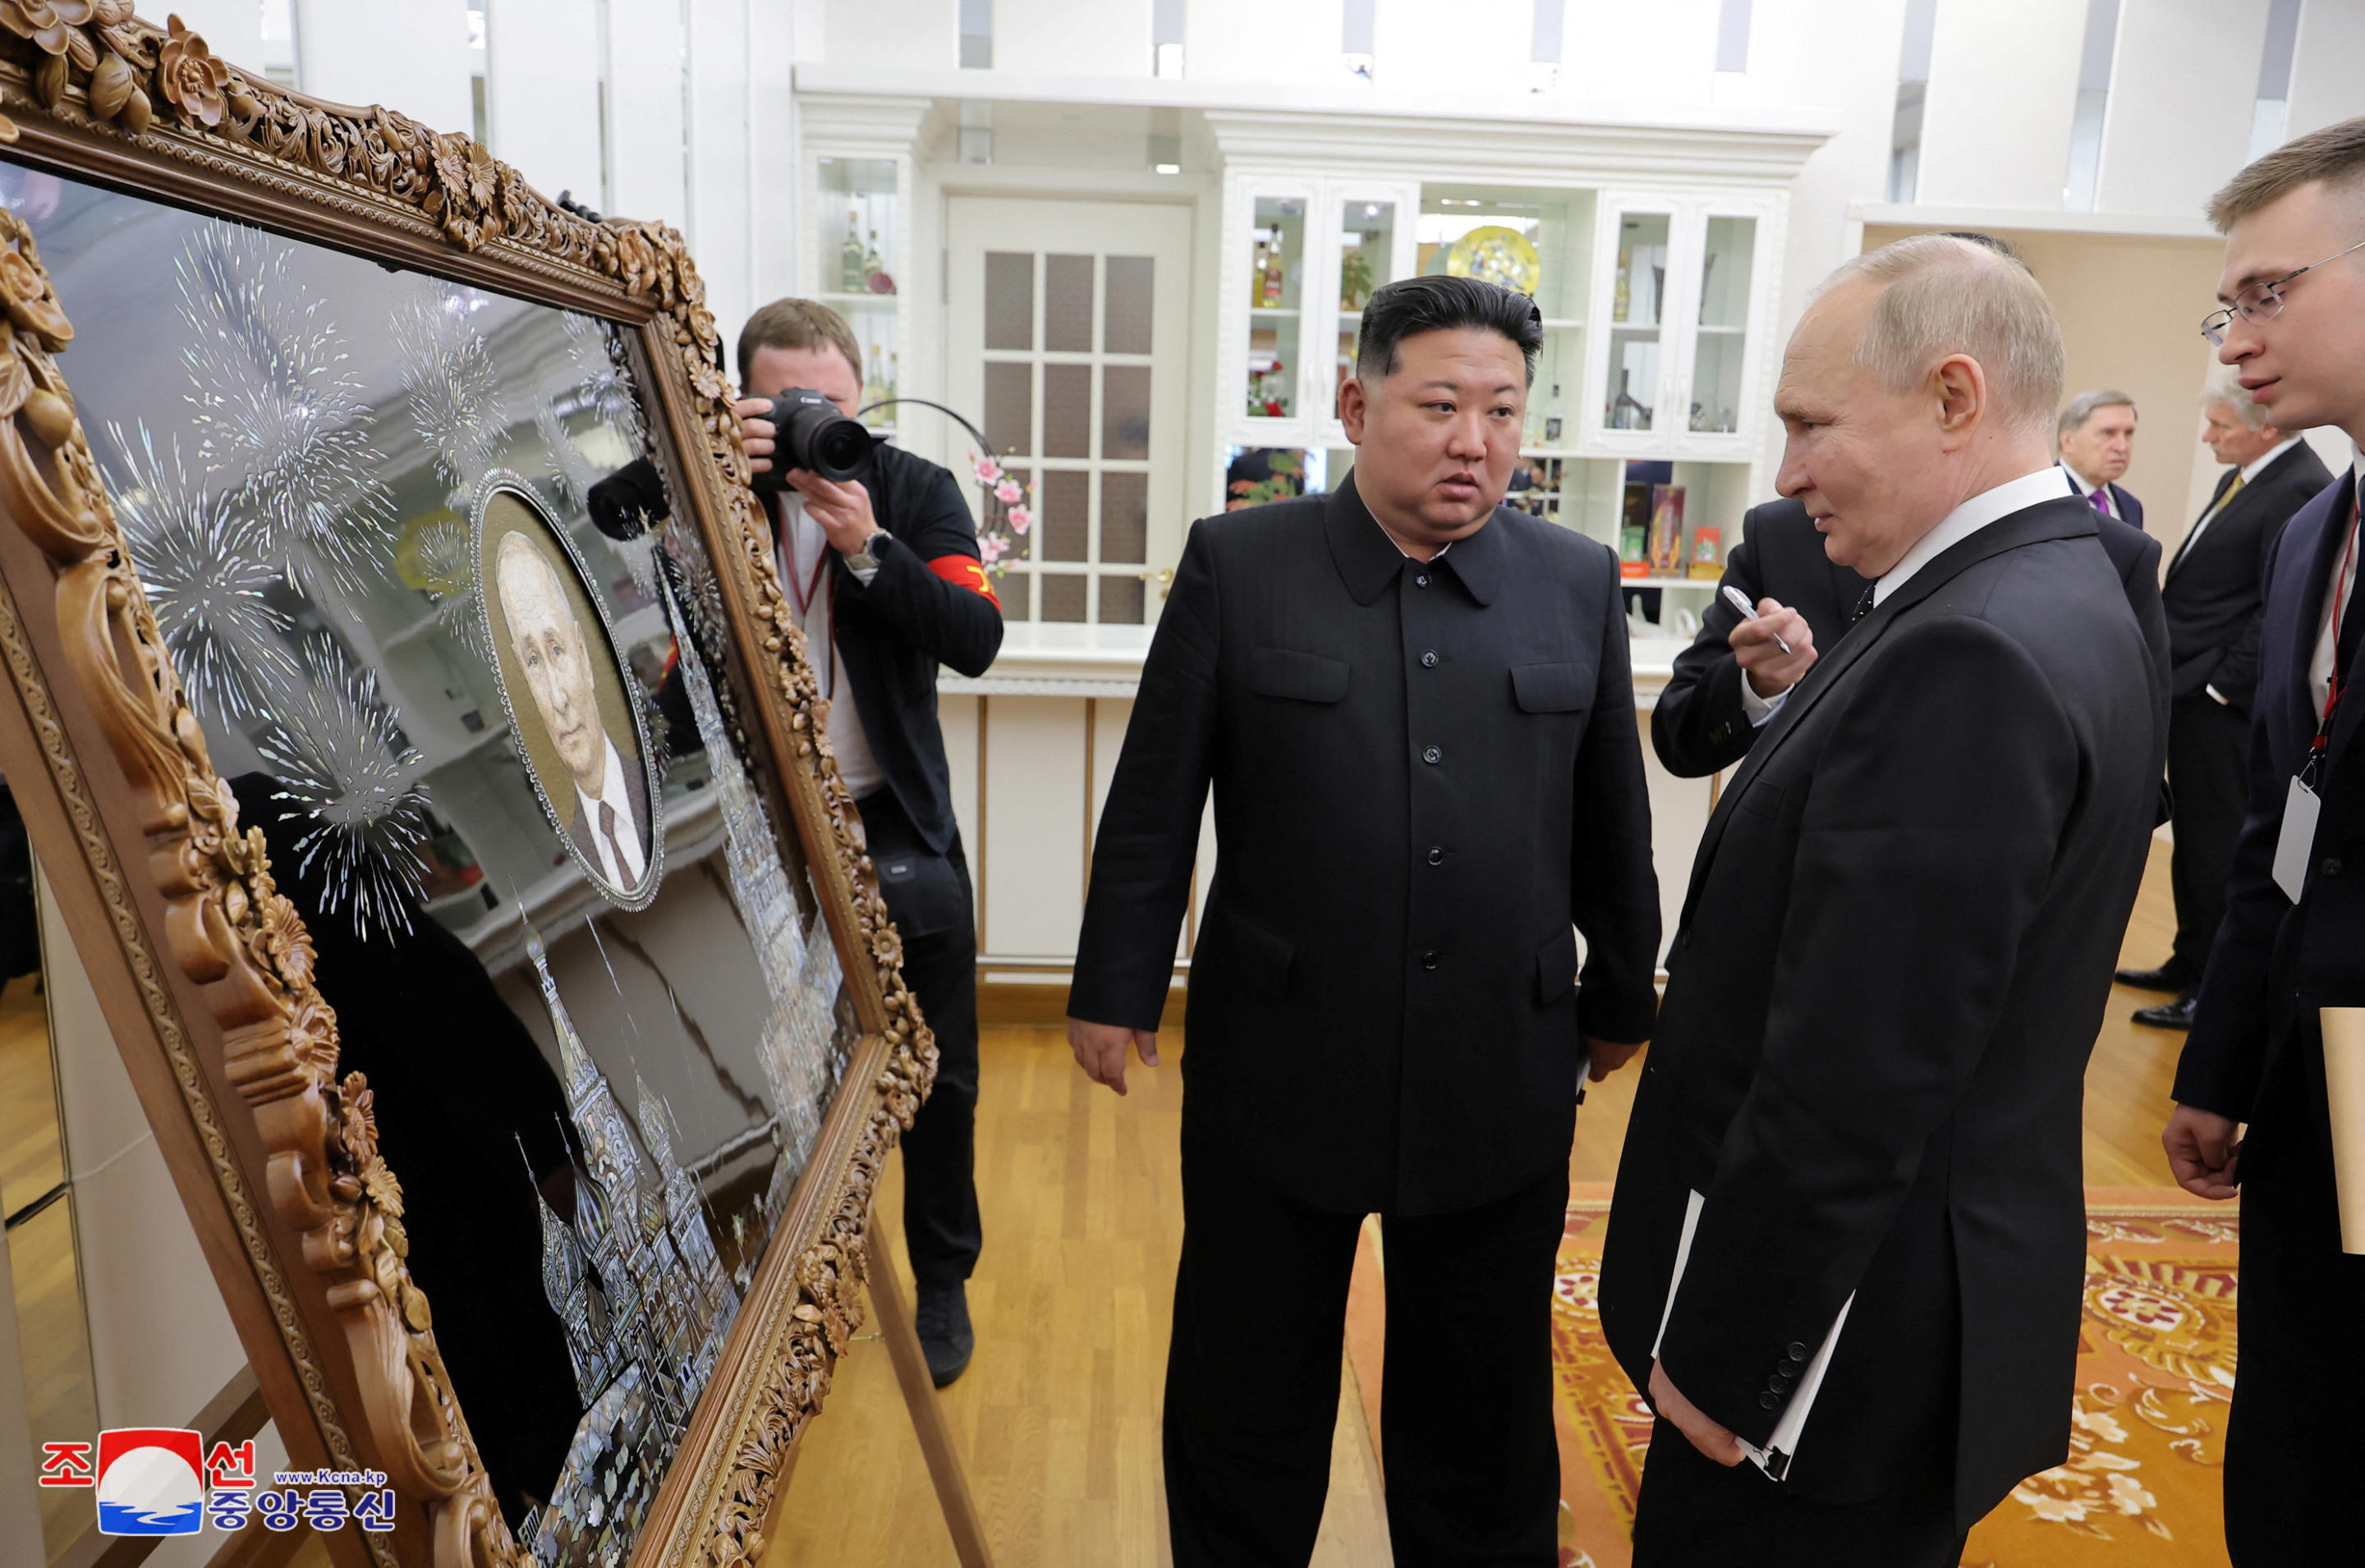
[
  {"xmin": 2060, "ymin": 460, "xmax": 2110, "ymax": 499},
  {"xmin": 1875, "ymin": 466, "xmax": 2070, "ymax": 606},
  {"xmin": 2240, "ymin": 436, "xmax": 2303, "ymax": 484},
  {"xmin": 1324, "ymin": 468, "xmax": 1503, "ymax": 606}
]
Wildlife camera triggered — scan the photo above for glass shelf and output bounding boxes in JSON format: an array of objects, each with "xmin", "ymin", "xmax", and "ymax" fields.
[
  {"xmin": 1242, "ymin": 194, "xmax": 1307, "ymax": 422},
  {"xmin": 1688, "ymin": 215, "xmax": 1757, "ymax": 435}
]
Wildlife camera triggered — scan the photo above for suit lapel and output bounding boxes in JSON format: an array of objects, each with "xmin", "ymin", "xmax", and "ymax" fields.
[
  {"xmin": 2165, "ymin": 469, "xmax": 2242, "ymax": 580},
  {"xmin": 1678, "ymin": 498, "xmax": 2099, "ymax": 929}
]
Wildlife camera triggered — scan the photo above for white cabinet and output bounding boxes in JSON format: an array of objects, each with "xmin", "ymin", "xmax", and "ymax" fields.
[
  {"xmin": 1220, "ymin": 173, "xmax": 1421, "ymax": 452},
  {"xmin": 1584, "ymin": 193, "xmax": 1779, "ymax": 459}
]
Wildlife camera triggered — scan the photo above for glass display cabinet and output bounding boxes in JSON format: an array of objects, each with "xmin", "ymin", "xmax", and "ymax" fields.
[
  {"xmin": 1222, "ymin": 173, "xmax": 1421, "ymax": 452},
  {"xmin": 803, "ymin": 153, "xmax": 913, "ymax": 436},
  {"xmin": 1584, "ymin": 193, "xmax": 1776, "ymax": 459}
]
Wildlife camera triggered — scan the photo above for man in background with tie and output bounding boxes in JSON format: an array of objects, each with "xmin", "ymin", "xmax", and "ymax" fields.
[
  {"xmin": 2167, "ymin": 117, "xmax": 2365, "ymax": 1566},
  {"xmin": 2058, "ymin": 388, "xmax": 2144, "ymax": 528},
  {"xmin": 2117, "ymin": 366, "xmax": 2331, "ymax": 1026}
]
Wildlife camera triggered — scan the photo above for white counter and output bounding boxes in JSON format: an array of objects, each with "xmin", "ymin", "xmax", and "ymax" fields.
[{"xmin": 938, "ymin": 622, "xmax": 1715, "ymax": 988}]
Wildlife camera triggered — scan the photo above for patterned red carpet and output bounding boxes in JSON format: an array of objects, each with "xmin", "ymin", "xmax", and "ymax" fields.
[{"xmin": 1344, "ymin": 1185, "xmax": 2240, "ymax": 1567}]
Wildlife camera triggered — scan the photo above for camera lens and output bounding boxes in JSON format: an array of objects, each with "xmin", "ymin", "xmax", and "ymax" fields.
[
  {"xmin": 758, "ymin": 390, "xmax": 877, "ymax": 488},
  {"xmin": 808, "ymin": 420, "xmax": 872, "ymax": 481}
]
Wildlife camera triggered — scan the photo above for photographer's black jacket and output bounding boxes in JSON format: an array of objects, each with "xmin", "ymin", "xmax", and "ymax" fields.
[{"xmin": 820, "ymin": 442, "xmax": 1004, "ymax": 852}]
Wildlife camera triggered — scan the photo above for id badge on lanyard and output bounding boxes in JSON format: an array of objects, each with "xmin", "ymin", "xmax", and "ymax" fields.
[{"xmin": 2279, "ymin": 493, "xmax": 2362, "ymax": 902}]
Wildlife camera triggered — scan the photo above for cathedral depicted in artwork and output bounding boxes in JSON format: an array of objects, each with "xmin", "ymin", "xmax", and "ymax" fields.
[{"xmin": 518, "ymin": 928, "xmax": 742, "ymax": 1568}]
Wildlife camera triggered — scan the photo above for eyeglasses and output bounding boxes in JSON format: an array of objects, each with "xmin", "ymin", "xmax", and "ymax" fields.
[{"xmin": 2202, "ymin": 236, "xmax": 2365, "ymax": 345}]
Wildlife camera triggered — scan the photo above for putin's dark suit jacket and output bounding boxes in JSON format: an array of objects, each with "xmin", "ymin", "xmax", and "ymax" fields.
[
  {"xmin": 2162, "ymin": 441, "xmax": 2335, "ymax": 712},
  {"xmin": 1600, "ymin": 497, "xmax": 2163, "ymax": 1528},
  {"xmin": 1069, "ymin": 473, "xmax": 1662, "ymax": 1217},
  {"xmin": 1653, "ymin": 497, "xmax": 2170, "ymax": 779}
]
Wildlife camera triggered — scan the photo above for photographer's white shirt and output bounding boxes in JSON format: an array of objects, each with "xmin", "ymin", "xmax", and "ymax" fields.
[{"xmin": 774, "ymin": 494, "xmax": 886, "ymax": 800}]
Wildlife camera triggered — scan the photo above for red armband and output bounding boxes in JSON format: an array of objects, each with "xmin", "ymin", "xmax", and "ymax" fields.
[{"xmin": 927, "ymin": 553, "xmax": 1003, "ymax": 610}]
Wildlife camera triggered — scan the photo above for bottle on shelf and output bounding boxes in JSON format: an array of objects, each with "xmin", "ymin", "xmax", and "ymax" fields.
[
  {"xmin": 838, "ymin": 212, "xmax": 866, "ymax": 293},
  {"xmin": 887, "ymin": 350, "xmax": 901, "ymax": 411},
  {"xmin": 1542, "ymin": 383, "xmax": 1565, "ymax": 445},
  {"xmin": 862, "ymin": 344, "xmax": 886, "ymax": 411},
  {"xmin": 1250, "ymin": 231, "xmax": 1270, "ymax": 305},
  {"xmin": 862, "ymin": 229, "xmax": 889, "ymax": 294},
  {"xmin": 1261, "ymin": 234, "xmax": 1285, "ymax": 308}
]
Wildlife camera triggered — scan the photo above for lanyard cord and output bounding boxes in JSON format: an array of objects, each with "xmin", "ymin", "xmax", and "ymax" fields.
[
  {"xmin": 2303, "ymin": 492, "xmax": 2361, "ymax": 786},
  {"xmin": 779, "ymin": 501, "xmax": 836, "ymax": 701}
]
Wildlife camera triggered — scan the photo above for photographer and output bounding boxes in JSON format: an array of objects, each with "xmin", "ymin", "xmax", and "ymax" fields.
[{"xmin": 733, "ymin": 300, "xmax": 1003, "ymax": 1384}]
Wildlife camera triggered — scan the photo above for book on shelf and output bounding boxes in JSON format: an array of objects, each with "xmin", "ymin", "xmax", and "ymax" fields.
[
  {"xmin": 1688, "ymin": 525, "xmax": 1723, "ymax": 580},
  {"xmin": 1647, "ymin": 484, "xmax": 1686, "ymax": 573},
  {"xmin": 1620, "ymin": 483, "xmax": 1651, "ymax": 579}
]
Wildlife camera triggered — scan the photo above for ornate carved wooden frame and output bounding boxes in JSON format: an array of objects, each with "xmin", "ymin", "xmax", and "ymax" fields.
[{"xmin": 0, "ymin": 11, "xmax": 932, "ymax": 1568}]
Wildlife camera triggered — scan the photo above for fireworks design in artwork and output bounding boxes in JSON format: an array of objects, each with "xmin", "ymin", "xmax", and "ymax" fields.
[
  {"xmin": 255, "ymin": 636, "xmax": 436, "ymax": 941},
  {"xmin": 390, "ymin": 279, "xmax": 510, "ymax": 494},
  {"xmin": 102, "ymin": 420, "xmax": 296, "ymax": 723},
  {"xmin": 536, "ymin": 310, "xmax": 645, "ymax": 518},
  {"xmin": 176, "ymin": 221, "xmax": 399, "ymax": 597}
]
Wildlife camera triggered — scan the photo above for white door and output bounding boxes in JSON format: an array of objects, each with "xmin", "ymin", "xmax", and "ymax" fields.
[{"xmin": 946, "ymin": 196, "xmax": 1192, "ymax": 628}]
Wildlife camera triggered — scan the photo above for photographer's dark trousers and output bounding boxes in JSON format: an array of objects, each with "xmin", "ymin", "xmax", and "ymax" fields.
[
  {"xmin": 1164, "ymin": 1119, "xmax": 1565, "ymax": 1566},
  {"xmin": 856, "ymin": 788, "xmax": 982, "ymax": 1286}
]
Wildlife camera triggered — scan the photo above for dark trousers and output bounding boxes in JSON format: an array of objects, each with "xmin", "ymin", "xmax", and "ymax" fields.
[
  {"xmin": 2167, "ymin": 691, "xmax": 2251, "ymax": 971},
  {"xmin": 856, "ymin": 789, "xmax": 982, "ymax": 1286},
  {"xmin": 1631, "ymin": 1420, "xmax": 1965, "ymax": 1567},
  {"xmin": 2223, "ymin": 1017, "xmax": 2365, "ymax": 1566},
  {"xmin": 1163, "ymin": 1121, "xmax": 1566, "ymax": 1566}
]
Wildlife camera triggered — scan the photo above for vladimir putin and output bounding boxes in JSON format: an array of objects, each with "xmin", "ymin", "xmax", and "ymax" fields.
[
  {"xmin": 1600, "ymin": 236, "xmax": 2162, "ymax": 1563},
  {"xmin": 496, "ymin": 529, "xmax": 648, "ymax": 889}
]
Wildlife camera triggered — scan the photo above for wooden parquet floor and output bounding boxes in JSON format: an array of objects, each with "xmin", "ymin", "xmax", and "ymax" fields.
[{"xmin": 765, "ymin": 836, "xmax": 2193, "ymax": 1565}]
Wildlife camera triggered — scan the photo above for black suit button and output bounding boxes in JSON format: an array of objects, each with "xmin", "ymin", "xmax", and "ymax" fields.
[
  {"xmin": 1771, "ymin": 1373, "xmax": 1793, "ymax": 1391},
  {"xmin": 1421, "ymin": 951, "xmax": 1439, "ymax": 970},
  {"xmin": 1422, "ymin": 745, "xmax": 1442, "ymax": 764},
  {"xmin": 1415, "ymin": 573, "xmax": 1430, "ymax": 588},
  {"xmin": 1786, "ymin": 1342, "xmax": 1807, "ymax": 1361},
  {"xmin": 1421, "ymin": 649, "xmax": 1439, "ymax": 668},
  {"xmin": 2324, "ymin": 856, "xmax": 2344, "ymax": 878},
  {"xmin": 1760, "ymin": 1392, "xmax": 1779, "ymax": 1410},
  {"xmin": 1426, "ymin": 846, "xmax": 1444, "ymax": 866}
]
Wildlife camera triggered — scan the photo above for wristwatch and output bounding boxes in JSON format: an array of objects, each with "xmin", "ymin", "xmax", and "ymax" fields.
[{"xmin": 843, "ymin": 530, "xmax": 890, "ymax": 573}]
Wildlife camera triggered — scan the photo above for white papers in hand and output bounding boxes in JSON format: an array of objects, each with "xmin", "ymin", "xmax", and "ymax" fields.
[{"xmin": 1651, "ymin": 1189, "xmax": 1853, "ymax": 1481}]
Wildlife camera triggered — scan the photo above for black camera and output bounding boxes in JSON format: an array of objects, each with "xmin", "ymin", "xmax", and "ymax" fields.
[{"xmin": 751, "ymin": 387, "xmax": 876, "ymax": 493}]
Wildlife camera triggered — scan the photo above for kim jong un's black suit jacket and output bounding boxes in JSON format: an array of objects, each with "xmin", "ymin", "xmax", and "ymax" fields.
[
  {"xmin": 1598, "ymin": 496, "xmax": 2163, "ymax": 1527},
  {"xmin": 1068, "ymin": 473, "xmax": 1661, "ymax": 1217}
]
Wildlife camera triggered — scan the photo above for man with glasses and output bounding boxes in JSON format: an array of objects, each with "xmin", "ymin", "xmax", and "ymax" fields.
[
  {"xmin": 2115, "ymin": 369, "xmax": 2331, "ymax": 1029},
  {"xmin": 2169, "ymin": 120, "xmax": 2365, "ymax": 1566}
]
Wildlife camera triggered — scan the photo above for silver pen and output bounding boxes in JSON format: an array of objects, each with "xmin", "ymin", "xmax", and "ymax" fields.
[{"xmin": 1720, "ymin": 583, "xmax": 1794, "ymax": 655}]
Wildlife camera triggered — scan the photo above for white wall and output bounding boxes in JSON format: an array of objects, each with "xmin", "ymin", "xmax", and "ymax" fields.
[
  {"xmin": 2286, "ymin": 0, "xmax": 2365, "ymax": 141},
  {"xmin": 1179, "ymin": 0, "xmax": 1341, "ymax": 85},
  {"xmin": 607, "ymin": 1, "xmax": 691, "ymax": 234},
  {"xmin": 1913, "ymin": 0, "xmax": 2085, "ymax": 209},
  {"xmin": 292, "ymin": 0, "xmax": 473, "ymax": 131},
  {"xmin": 820, "ymin": 0, "xmax": 958, "ymax": 72},
  {"xmin": 488, "ymin": 0, "xmax": 604, "ymax": 209},
  {"xmin": 2095, "ymin": 0, "xmax": 2268, "ymax": 218},
  {"xmin": 999, "ymin": 0, "xmax": 1150, "ymax": 78},
  {"xmin": 1372, "ymin": 0, "xmax": 1532, "ymax": 95}
]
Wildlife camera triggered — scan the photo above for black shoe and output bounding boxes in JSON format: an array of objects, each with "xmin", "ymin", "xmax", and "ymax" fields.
[
  {"xmin": 2132, "ymin": 991, "xmax": 2199, "ymax": 1029},
  {"xmin": 914, "ymin": 1280, "xmax": 974, "ymax": 1388},
  {"xmin": 2115, "ymin": 957, "xmax": 2197, "ymax": 992}
]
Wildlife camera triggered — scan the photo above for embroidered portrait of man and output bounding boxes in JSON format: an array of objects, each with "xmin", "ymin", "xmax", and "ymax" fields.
[{"xmin": 480, "ymin": 487, "xmax": 657, "ymax": 901}]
